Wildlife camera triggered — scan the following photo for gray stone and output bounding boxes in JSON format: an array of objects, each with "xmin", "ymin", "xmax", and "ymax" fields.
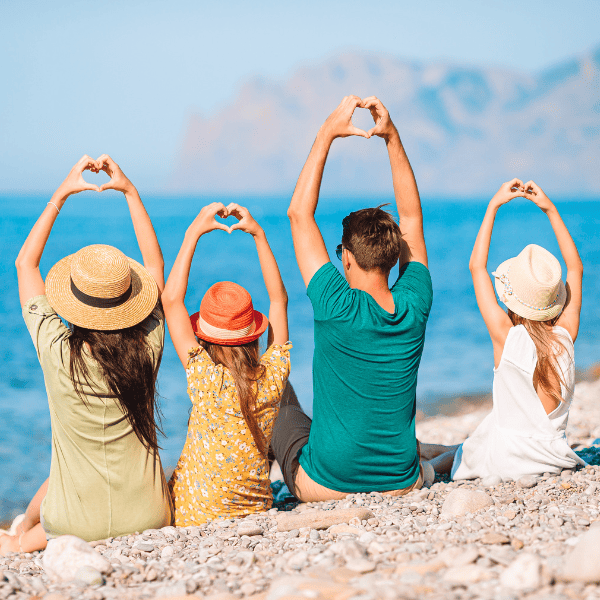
[
  {"xmin": 42, "ymin": 536, "xmax": 112, "ymax": 582},
  {"xmin": 134, "ymin": 543, "xmax": 154, "ymax": 553},
  {"xmin": 561, "ymin": 526, "xmax": 600, "ymax": 582},
  {"xmin": 517, "ymin": 475, "xmax": 538, "ymax": 489},
  {"xmin": 74, "ymin": 566, "xmax": 104, "ymax": 586},
  {"xmin": 499, "ymin": 553, "xmax": 541, "ymax": 591},
  {"xmin": 276, "ymin": 508, "xmax": 375, "ymax": 531},
  {"xmin": 441, "ymin": 488, "xmax": 493, "ymax": 517}
]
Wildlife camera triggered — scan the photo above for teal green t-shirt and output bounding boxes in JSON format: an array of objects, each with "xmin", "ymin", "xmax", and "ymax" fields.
[{"xmin": 299, "ymin": 261, "xmax": 433, "ymax": 492}]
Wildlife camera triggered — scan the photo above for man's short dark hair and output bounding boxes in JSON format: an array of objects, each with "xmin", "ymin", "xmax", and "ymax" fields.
[{"xmin": 341, "ymin": 205, "xmax": 402, "ymax": 273}]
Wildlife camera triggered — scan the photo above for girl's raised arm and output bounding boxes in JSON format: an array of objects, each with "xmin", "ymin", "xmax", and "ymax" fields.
[
  {"xmin": 95, "ymin": 155, "xmax": 165, "ymax": 293},
  {"xmin": 470, "ymin": 179, "xmax": 524, "ymax": 367},
  {"xmin": 227, "ymin": 204, "xmax": 289, "ymax": 346},
  {"xmin": 524, "ymin": 181, "xmax": 583, "ymax": 342},
  {"xmin": 15, "ymin": 156, "xmax": 100, "ymax": 306},
  {"xmin": 161, "ymin": 203, "xmax": 230, "ymax": 367}
]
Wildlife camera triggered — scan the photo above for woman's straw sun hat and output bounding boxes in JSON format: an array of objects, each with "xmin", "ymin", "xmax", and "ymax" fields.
[
  {"xmin": 492, "ymin": 244, "xmax": 566, "ymax": 322},
  {"xmin": 45, "ymin": 244, "xmax": 158, "ymax": 330},
  {"xmin": 190, "ymin": 281, "xmax": 268, "ymax": 346}
]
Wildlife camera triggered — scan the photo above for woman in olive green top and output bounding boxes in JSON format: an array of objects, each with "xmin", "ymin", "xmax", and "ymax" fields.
[{"xmin": 0, "ymin": 155, "xmax": 173, "ymax": 554}]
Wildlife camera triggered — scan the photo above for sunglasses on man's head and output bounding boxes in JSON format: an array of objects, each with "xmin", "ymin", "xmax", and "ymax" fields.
[{"xmin": 336, "ymin": 244, "xmax": 343, "ymax": 261}]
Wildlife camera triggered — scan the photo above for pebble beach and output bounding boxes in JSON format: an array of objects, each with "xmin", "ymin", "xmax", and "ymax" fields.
[{"xmin": 1, "ymin": 373, "xmax": 600, "ymax": 600}]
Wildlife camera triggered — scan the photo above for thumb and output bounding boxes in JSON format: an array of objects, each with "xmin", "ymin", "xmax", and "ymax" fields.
[
  {"xmin": 84, "ymin": 183, "xmax": 100, "ymax": 192},
  {"xmin": 99, "ymin": 182, "xmax": 114, "ymax": 192},
  {"xmin": 350, "ymin": 126, "xmax": 369, "ymax": 139}
]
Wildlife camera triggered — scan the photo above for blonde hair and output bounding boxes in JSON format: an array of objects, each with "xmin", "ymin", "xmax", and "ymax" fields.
[{"xmin": 507, "ymin": 309, "xmax": 571, "ymax": 406}]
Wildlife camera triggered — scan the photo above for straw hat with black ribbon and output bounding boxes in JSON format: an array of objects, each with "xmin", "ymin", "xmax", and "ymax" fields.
[
  {"xmin": 190, "ymin": 281, "xmax": 268, "ymax": 346},
  {"xmin": 45, "ymin": 244, "xmax": 158, "ymax": 330},
  {"xmin": 492, "ymin": 244, "xmax": 567, "ymax": 322}
]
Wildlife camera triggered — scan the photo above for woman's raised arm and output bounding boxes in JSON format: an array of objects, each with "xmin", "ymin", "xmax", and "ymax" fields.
[
  {"xmin": 15, "ymin": 155, "xmax": 100, "ymax": 306},
  {"xmin": 524, "ymin": 181, "xmax": 583, "ymax": 342},
  {"xmin": 95, "ymin": 155, "xmax": 165, "ymax": 292},
  {"xmin": 227, "ymin": 204, "xmax": 289, "ymax": 346},
  {"xmin": 161, "ymin": 203, "xmax": 230, "ymax": 367},
  {"xmin": 470, "ymin": 179, "xmax": 524, "ymax": 366}
]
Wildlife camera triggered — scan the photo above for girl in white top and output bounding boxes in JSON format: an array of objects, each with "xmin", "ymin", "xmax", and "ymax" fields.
[{"xmin": 427, "ymin": 179, "xmax": 585, "ymax": 481}]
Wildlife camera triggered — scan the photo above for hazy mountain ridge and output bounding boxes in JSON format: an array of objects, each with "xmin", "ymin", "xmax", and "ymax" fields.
[{"xmin": 171, "ymin": 47, "xmax": 600, "ymax": 196}]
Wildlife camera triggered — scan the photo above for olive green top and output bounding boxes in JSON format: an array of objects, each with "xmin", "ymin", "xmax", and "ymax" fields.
[{"xmin": 23, "ymin": 295, "xmax": 173, "ymax": 541}]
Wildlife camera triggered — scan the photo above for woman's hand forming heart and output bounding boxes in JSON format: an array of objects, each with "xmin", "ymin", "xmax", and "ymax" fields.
[
  {"xmin": 226, "ymin": 203, "xmax": 263, "ymax": 236},
  {"xmin": 489, "ymin": 178, "xmax": 526, "ymax": 208},
  {"xmin": 56, "ymin": 155, "xmax": 101, "ymax": 197},
  {"xmin": 188, "ymin": 202, "xmax": 231, "ymax": 238},
  {"xmin": 319, "ymin": 96, "xmax": 370, "ymax": 142},
  {"xmin": 96, "ymin": 154, "xmax": 135, "ymax": 194}
]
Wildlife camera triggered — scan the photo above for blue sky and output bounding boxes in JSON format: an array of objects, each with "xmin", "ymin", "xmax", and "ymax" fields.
[{"xmin": 1, "ymin": 0, "xmax": 599, "ymax": 192}]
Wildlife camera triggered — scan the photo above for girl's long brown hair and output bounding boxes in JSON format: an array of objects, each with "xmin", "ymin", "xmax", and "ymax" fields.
[
  {"xmin": 69, "ymin": 323, "xmax": 164, "ymax": 453},
  {"xmin": 199, "ymin": 339, "xmax": 268, "ymax": 456},
  {"xmin": 507, "ymin": 309, "xmax": 571, "ymax": 407}
]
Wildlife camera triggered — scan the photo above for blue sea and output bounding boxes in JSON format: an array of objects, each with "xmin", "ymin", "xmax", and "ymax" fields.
[{"xmin": 0, "ymin": 194, "xmax": 598, "ymax": 521}]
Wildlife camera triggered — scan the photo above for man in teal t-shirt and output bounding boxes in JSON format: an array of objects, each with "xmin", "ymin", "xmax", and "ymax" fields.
[{"xmin": 271, "ymin": 95, "xmax": 433, "ymax": 500}]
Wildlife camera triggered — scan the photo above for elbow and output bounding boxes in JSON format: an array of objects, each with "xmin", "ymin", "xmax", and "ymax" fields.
[{"xmin": 287, "ymin": 206, "xmax": 299, "ymax": 222}]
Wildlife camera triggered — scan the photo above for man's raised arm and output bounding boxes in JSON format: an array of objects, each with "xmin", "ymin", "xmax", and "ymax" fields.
[
  {"xmin": 288, "ymin": 96, "xmax": 369, "ymax": 287},
  {"xmin": 363, "ymin": 97, "xmax": 427, "ymax": 269}
]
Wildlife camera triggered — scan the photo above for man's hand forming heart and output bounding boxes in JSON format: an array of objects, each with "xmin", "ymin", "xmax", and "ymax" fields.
[
  {"xmin": 320, "ymin": 95, "xmax": 370, "ymax": 142},
  {"xmin": 363, "ymin": 96, "xmax": 397, "ymax": 140}
]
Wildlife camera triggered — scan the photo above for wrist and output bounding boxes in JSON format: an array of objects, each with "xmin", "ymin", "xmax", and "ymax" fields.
[
  {"xmin": 383, "ymin": 125, "xmax": 400, "ymax": 144},
  {"xmin": 315, "ymin": 127, "xmax": 335, "ymax": 148},
  {"xmin": 51, "ymin": 189, "xmax": 70, "ymax": 207}
]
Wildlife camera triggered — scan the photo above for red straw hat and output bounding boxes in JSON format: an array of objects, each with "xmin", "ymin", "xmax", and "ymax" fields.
[{"xmin": 190, "ymin": 281, "xmax": 268, "ymax": 346}]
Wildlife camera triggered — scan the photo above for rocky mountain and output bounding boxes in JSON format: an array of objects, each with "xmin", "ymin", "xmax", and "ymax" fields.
[{"xmin": 171, "ymin": 47, "xmax": 600, "ymax": 197}]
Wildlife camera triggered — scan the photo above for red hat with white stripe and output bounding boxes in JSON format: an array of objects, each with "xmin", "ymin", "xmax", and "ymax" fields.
[{"xmin": 190, "ymin": 281, "xmax": 268, "ymax": 346}]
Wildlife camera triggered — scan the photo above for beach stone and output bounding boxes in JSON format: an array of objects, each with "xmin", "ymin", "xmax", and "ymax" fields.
[
  {"xmin": 480, "ymin": 532, "xmax": 510, "ymax": 545},
  {"xmin": 481, "ymin": 475, "xmax": 502, "ymax": 487},
  {"xmin": 73, "ymin": 566, "xmax": 104, "ymax": 586},
  {"xmin": 161, "ymin": 545, "xmax": 175, "ymax": 558},
  {"xmin": 517, "ymin": 475, "xmax": 538, "ymax": 489},
  {"xmin": 276, "ymin": 508, "xmax": 375, "ymax": 532},
  {"xmin": 443, "ymin": 564, "xmax": 490, "ymax": 585},
  {"xmin": 236, "ymin": 522, "xmax": 264, "ymax": 537},
  {"xmin": 42, "ymin": 536, "xmax": 112, "ymax": 582},
  {"xmin": 345, "ymin": 558, "xmax": 376, "ymax": 573},
  {"xmin": 500, "ymin": 553, "xmax": 541, "ymax": 591},
  {"xmin": 154, "ymin": 581, "xmax": 187, "ymax": 597},
  {"xmin": 134, "ymin": 543, "xmax": 154, "ymax": 552},
  {"xmin": 330, "ymin": 539, "xmax": 367, "ymax": 562},
  {"xmin": 561, "ymin": 526, "xmax": 600, "ymax": 582},
  {"xmin": 438, "ymin": 545, "xmax": 479, "ymax": 567},
  {"xmin": 329, "ymin": 524, "xmax": 361, "ymax": 536},
  {"xmin": 441, "ymin": 488, "xmax": 493, "ymax": 517}
]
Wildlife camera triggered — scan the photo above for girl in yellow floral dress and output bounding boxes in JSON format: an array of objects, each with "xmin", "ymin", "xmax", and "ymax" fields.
[{"xmin": 162, "ymin": 202, "xmax": 290, "ymax": 524}]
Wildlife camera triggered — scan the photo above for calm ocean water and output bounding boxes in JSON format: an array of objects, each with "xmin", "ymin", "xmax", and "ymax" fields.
[{"xmin": 0, "ymin": 194, "xmax": 598, "ymax": 520}]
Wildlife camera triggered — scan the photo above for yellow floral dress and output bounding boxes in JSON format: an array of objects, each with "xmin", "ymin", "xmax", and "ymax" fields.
[{"xmin": 170, "ymin": 342, "xmax": 292, "ymax": 525}]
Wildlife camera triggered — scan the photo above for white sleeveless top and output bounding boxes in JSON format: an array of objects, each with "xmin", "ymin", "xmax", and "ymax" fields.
[{"xmin": 451, "ymin": 325, "xmax": 585, "ymax": 481}]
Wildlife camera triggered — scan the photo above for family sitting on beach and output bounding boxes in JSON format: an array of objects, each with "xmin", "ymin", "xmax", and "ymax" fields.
[{"xmin": 0, "ymin": 96, "xmax": 585, "ymax": 555}]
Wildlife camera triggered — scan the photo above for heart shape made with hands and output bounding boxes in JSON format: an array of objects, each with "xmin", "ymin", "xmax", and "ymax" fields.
[
  {"xmin": 80, "ymin": 157, "xmax": 114, "ymax": 191},
  {"xmin": 213, "ymin": 205, "xmax": 249, "ymax": 234}
]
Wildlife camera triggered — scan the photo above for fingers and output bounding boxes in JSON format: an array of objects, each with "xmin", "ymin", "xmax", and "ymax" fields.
[
  {"xmin": 99, "ymin": 182, "xmax": 114, "ymax": 192},
  {"xmin": 523, "ymin": 180, "xmax": 540, "ymax": 195}
]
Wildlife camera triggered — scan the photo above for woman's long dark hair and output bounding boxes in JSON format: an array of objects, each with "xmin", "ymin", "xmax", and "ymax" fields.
[
  {"xmin": 199, "ymin": 339, "xmax": 267, "ymax": 456},
  {"xmin": 69, "ymin": 323, "xmax": 163, "ymax": 453}
]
